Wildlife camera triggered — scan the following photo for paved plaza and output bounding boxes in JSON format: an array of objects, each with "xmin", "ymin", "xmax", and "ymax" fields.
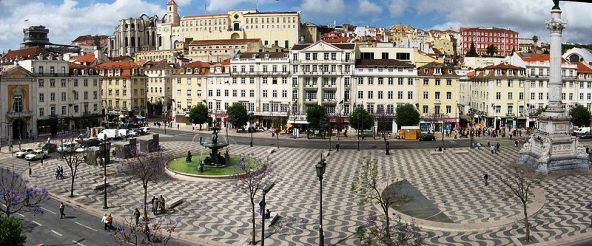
[{"xmin": 3, "ymin": 137, "xmax": 592, "ymax": 245}]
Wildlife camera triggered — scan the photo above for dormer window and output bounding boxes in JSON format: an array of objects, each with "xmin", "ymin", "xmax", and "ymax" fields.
[{"xmin": 435, "ymin": 68, "xmax": 441, "ymax": 74}]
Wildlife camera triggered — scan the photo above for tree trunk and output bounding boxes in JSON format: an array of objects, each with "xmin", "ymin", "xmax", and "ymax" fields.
[
  {"xmin": 143, "ymin": 185, "xmax": 148, "ymax": 221},
  {"xmin": 199, "ymin": 124, "xmax": 202, "ymax": 131},
  {"xmin": 384, "ymin": 206, "xmax": 391, "ymax": 243},
  {"xmin": 523, "ymin": 203, "xmax": 530, "ymax": 242},
  {"xmin": 250, "ymin": 199, "xmax": 256, "ymax": 245},
  {"xmin": 70, "ymin": 174, "xmax": 75, "ymax": 197}
]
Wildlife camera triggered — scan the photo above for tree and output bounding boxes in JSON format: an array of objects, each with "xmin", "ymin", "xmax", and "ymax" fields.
[
  {"xmin": 570, "ymin": 104, "xmax": 591, "ymax": 127},
  {"xmin": 349, "ymin": 108, "xmax": 374, "ymax": 131},
  {"xmin": 486, "ymin": 44, "xmax": 498, "ymax": 57},
  {"xmin": 60, "ymin": 140, "xmax": 86, "ymax": 198},
  {"xmin": 272, "ymin": 118, "xmax": 284, "ymax": 149},
  {"xmin": 395, "ymin": 104, "xmax": 420, "ymax": 129},
  {"xmin": 0, "ymin": 216, "xmax": 26, "ymax": 246},
  {"xmin": 188, "ymin": 103, "xmax": 209, "ymax": 130},
  {"xmin": 351, "ymin": 158, "xmax": 419, "ymax": 245},
  {"xmin": 119, "ymin": 149, "xmax": 169, "ymax": 221},
  {"xmin": 0, "ymin": 168, "xmax": 48, "ymax": 217},
  {"xmin": 306, "ymin": 105, "xmax": 327, "ymax": 129},
  {"xmin": 227, "ymin": 103, "xmax": 249, "ymax": 131},
  {"xmin": 466, "ymin": 41, "xmax": 478, "ymax": 57},
  {"xmin": 111, "ymin": 217, "xmax": 176, "ymax": 246},
  {"xmin": 233, "ymin": 154, "xmax": 276, "ymax": 245},
  {"xmin": 499, "ymin": 164, "xmax": 541, "ymax": 243}
]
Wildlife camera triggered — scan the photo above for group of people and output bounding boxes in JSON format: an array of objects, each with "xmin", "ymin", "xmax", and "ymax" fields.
[
  {"xmin": 150, "ymin": 195, "xmax": 166, "ymax": 215},
  {"xmin": 55, "ymin": 165, "xmax": 65, "ymax": 180},
  {"xmin": 101, "ymin": 213, "xmax": 114, "ymax": 230},
  {"xmin": 488, "ymin": 142, "xmax": 502, "ymax": 154}
]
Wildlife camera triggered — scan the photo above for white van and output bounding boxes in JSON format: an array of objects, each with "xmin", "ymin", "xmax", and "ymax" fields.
[
  {"xmin": 97, "ymin": 129, "xmax": 117, "ymax": 140},
  {"xmin": 574, "ymin": 127, "xmax": 590, "ymax": 135}
]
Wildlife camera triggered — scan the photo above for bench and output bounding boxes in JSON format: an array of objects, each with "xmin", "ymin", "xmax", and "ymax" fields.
[
  {"xmin": 267, "ymin": 212, "xmax": 279, "ymax": 227},
  {"xmin": 167, "ymin": 198, "xmax": 185, "ymax": 210},
  {"xmin": 429, "ymin": 151, "xmax": 444, "ymax": 155},
  {"xmin": 94, "ymin": 182, "xmax": 109, "ymax": 190}
]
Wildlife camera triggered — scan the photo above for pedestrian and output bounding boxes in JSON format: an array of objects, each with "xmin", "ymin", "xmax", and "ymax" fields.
[
  {"xmin": 514, "ymin": 140, "xmax": 519, "ymax": 147},
  {"xmin": 177, "ymin": 124, "xmax": 179, "ymax": 130},
  {"xmin": 490, "ymin": 145, "xmax": 495, "ymax": 154},
  {"xmin": 487, "ymin": 141, "xmax": 490, "ymax": 147},
  {"xmin": 159, "ymin": 195, "xmax": 166, "ymax": 214},
  {"xmin": 107, "ymin": 214, "xmax": 113, "ymax": 230},
  {"xmin": 335, "ymin": 143, "xmax": 340, "ymax": 152},
  {"xmin": 484, "ymin": 174, "xmax": 489, "ymax": 186},
  {"xmin": 102, "ymin": 213, "xmax": 109, "ymax": 230},
  {"xmin": 134, "ymin": 208, "xmax": 141, "ymax": 225},
  {"xmin": 41, "ymin": 158, "xmax": 44, "ymax": 167},
  {"xmin": 150, "ymin": 196, "xmax": 157, "ymax": 215},
  {"xmin": 496, "ymin": 142, "xmax": 501, "ymax": 153},
  {"xmin": 59, "ymin": 202, "xmax": 65, "ymax": 219},
  {"xmin": 28, "ymin": 162, "xmax": 32, "ymax": 177}
]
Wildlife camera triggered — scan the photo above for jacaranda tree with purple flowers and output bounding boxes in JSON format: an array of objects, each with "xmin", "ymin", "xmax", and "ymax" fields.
[
  {"xmin": 118, "ymin": 148, "xmax": 169, "ymax": 221},
  {"xmin": 232, "ymin": 153, "xmax": 276, "ymax": 245},
  {"xmin": 0, "ymin": 168, "xmax": 48, "ymax": 218},
  {"xmin": 111, "ymin": 216, "xmax": 177, "ymax": 245}
]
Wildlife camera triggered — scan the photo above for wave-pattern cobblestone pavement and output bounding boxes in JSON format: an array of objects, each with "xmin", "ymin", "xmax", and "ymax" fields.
[{"xmin": 2, "ymin": 140, "xmax": 591, "ymax": 245}]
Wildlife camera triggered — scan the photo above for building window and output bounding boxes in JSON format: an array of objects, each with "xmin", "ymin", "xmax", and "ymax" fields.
[{"xmin": 39, "ymin": 93, "xmax": 44, "ymax": 102}]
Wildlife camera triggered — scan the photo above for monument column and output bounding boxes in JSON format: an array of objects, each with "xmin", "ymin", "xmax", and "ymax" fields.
[{"xmin": 545, "ymin": 5, "xmax": 566, "ymax": 113}]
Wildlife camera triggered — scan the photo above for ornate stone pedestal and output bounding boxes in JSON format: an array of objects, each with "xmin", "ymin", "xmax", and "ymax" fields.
[{"xmin": 519, "ymin": 112, "xmax": 590, "ymax": 173}]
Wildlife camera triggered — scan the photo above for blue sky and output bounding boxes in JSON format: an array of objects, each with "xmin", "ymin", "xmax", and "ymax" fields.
[{"xmin": 1, "ymin": 0, "xmax": 592, "ymax": 52}]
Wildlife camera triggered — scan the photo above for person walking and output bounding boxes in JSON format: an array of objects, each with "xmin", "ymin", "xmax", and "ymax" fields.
[
  {"xmin": 490, "ymin": 145, "xmax": 495, "ymax": 154},
  {"xmin": 134, "ymin": 208, "xmax": 141, "ymax": 225},
  {"xmin": 101, "ymin": 213, "xmax": 109, "ymax": 230},
  {"xmin": 484, "ymin": 174, "xmax": 489, "ymax": 186},
  {"xmin": 514, "ymin": 140, "xmax": 519, "ymax": 147},
  {"xmin": 28, "ymin": 162, "xmax": 32, "ymax": 177},
  {"xmin": 496, "ymin": 142, "xmax": 501, "ymax": 153},
  {"xmin": 59, "ymin": 202, "xmax": 65, "ymax": 219},
  {"xmin": 159, "ymin": 195, "xmax": 166, "ymax": 214},
  {"xmin": 150, "ymin": 196, "xmax": 157, "ymax": 215},
  {"xmin": 335, "ymin": 143, "xmax": 340, "ymax": 152}
]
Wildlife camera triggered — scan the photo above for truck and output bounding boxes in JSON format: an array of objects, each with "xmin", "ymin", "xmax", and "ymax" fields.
[
  {"xmin": 97, "ymin": 129, "xmax": 118, "ymax": 140},
  {"xmin": 574, "ymin": 127, "xmax": 590, "ymax": 135}
]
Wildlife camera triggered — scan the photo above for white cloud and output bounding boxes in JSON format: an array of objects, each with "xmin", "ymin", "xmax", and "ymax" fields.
[
  {"xmin": 300, "ymin": 0, "xmax": 346, "ymax": 16},
  {"xmin": 206, "ymin": 0, "xmax": 277, "ymax": 12},
  {"xmin": 416, "ymin": 0, "xmax": 592, "ymax": 43},
  {"xmin": 175, "ymin": 0, "xmax": 192, "ymax": 6},
  {"xmin": 0, "ymin": 0, "xmax": 165, "ymax": 52},
  {"xmin": 388, "ymin": 0, "xmax": 408, "ymax": 17},
  {"xmin": 357, "ymin": 0, "xmax": 382, "ymax": 15}
]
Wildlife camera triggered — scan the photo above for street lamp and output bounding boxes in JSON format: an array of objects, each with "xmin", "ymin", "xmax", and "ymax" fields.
[
  {"xmin": 315, "ymin": 153, "xmax": 327, "ymax": 246},
  {"xmin": 260, "ymin": 182, "xmax": 275, "ymax": 246},
  {"xmin": 249, "ymin": 112, "xmax": 254, "ymax": 147},
  {"xmin": 101, "ymin": 139, "xmax": 110, "ymax": 209}
]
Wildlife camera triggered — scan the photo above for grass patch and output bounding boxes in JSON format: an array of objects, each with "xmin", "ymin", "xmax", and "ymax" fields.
[{"xmin": 168, "ymin": 155, "xmax": 254, "ymax": 176}]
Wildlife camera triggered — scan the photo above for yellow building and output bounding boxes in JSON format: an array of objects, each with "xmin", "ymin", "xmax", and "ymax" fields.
[
  {"xmin": 97, "ymin": 61, "xmax": 147, "ymax": 116},
  {"xmin": 417, "ymin": 62, "xmax": 460, "ymax": 132},
  {"xmin": 145, "ymin": 61, "xmax": 175, "ymax": 116},
  {"xmin": 170, "ymin": 60, "xmax": 210, "ymax": 114},
  {"xmin": 157, "ymin": 1, "xmax": 301, "ymax": 51},
  {"xmin": 469, "ymin": 63, "xmax": 528, "ymax": 129},
  {"xmin": 413, "ymin": 50, "xmax": 443, "ymax": 67},
  {"xmin": 135, "ymin": 50, "xmax": 181, "ymax": 63},
  {"xmin": 187, "ymin": 39, "xmax": 262, "ymax": 62}
]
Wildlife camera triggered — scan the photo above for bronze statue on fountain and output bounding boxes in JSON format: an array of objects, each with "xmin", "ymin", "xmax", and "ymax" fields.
[{"xmin": 200, "ymin": 127, "xmax": 229, "ymax": 166}]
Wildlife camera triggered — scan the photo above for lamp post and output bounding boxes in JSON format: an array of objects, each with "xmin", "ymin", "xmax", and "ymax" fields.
[
  {"xmin": 260, "ymin": 182, "xmax": 275, "ymax": 246},
  {"xmin": 101, "ymin": 139, "xmax": 110, "ymax": 209},
  {"xmin": 249, "ymin": 112, "xmax": 254, "ymax": 147},
  {"xmin": 315, "ymin": 153, "xmax": 327, "ymax": 246}
]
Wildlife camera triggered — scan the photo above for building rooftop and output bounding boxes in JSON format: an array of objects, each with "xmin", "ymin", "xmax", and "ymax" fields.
[
  {"xmin": 291, "ymin": 42, "xmax": 355, "ymax": 50},
  {"xmin": 355, "ymin": 59, "xmax": 414, "ymax": 68},
  {"xmin": 189, "ymin": 39, "xmax": 261, "ymax": 46},
  {"xmin": 1, "ymin": 47, "xmax": 45, "ymax": 61},
  {"xmin": 235, "ymin": 52, "xmax": 288, "ymax": 59}
]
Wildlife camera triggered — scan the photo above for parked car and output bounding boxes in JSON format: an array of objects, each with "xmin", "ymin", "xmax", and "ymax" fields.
[
  {"xmin": 58, "ymin": 142, "xmax": 79, "ymax": 153},
  {"xmin": 81, "ymin": 138, "xmax": 102, "ymax": 147},
  {"xmin": 15, "ymin": 148, "xmax": 34, "ymax": 158},
  {"xmin": 37, "ymin": 143, "xmax": 58, "ymax": 153},
  {"xmin": 127, "ymin": 130, "xmax": 138, "ymax": 137},
  {"xmin": 25, "ymin": 149, "xmax": 48, "ymax": 161},
  {"xmin": 139, "ymin": 127, "xmax": 150, "ymax": 135},
  {"xmin": 580, "ymin": 133, "xmax": 592, "ymax": 139},
  {"xmin": 419, "ymin": 134, "xmax": 436, "ymax": 141}
]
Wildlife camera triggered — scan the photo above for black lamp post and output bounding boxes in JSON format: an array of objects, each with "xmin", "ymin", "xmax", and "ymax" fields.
[
  {"xmin": 260, "ymin": 182, "xmax": 275, "ymax": 246},
  {"xmin": 101, "ymin": 139, "xmax": 110, "ymax": 209},
  {"xmin": 315, "ymin": 153, "xmax": 327, "ymax": 246},
  {"xmin": 249, "ymin": 112, "xmax": 254, "ymax": 147}
]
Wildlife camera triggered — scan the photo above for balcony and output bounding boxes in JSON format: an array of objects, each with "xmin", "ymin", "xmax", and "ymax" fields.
[
  {"xmin": 304, "ymin": 98, "xmax": 318, "ymax": 104},
  {"xmin": 322, "ymin": 99, "xmax": 338, "ymax": 105},
  {"xmin": 6, "ymin": 111, "xmax": 33, "ymax": 119}
]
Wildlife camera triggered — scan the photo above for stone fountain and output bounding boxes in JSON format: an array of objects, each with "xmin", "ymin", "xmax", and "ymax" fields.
[{"xmin": 200, "ymin": 127, "xmax": 229, "ymax": 166}]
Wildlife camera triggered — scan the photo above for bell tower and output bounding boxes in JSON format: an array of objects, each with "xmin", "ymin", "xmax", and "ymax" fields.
[{"xmin": 167, "ymin": 0, "xmax": 180, "ymax": 26}]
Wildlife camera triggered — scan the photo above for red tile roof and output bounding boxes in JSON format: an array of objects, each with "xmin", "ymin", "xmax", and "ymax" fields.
[
  {"xmin": 577, "ymin": 62, "xmax": 592, "ymax": 74},
  {"xmin": 189, "ymin": 39, "xmax": 261, "ymax": 46},
  {"xmin": 71, "ymin": 35, "xmax": 108, "ymax": 43},
  {"xmin": 483, "ymin": 63, "xmax": 523, "ymax": 70},
  {"xmin": 72, "ymin": 53, "xmax": 96, "ymax": 63},
  {"xmin": 518, "ymin": 53, "xmax": 569, "ymax": 63},
  {"xmin": 167, "ymin": 0, "xmax": 176, "ymax": 5},
  {"xmin": 1, "ymin": 47, "xmax": 44, "ymax": 60},
  {"xmin": 182, "ymin": 60, "xmax": 211, "ymax": 68},
  {"xmin": 323, "ymin": 37, "xmax": 350, "ymax": 43},
  {"xmin": 69, "ymin": 62, "xmax": 90, "ymax": 69},
  {"xmin": 97, "ymin": 60, "xmax": 140, "ymax": 69}
]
